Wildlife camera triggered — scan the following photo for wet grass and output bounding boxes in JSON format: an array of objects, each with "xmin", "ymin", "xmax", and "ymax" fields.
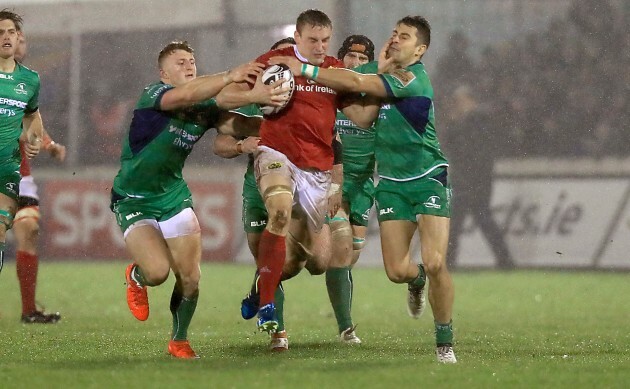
[{"xmin": 1, "ymin": 262, "xmax": 628, "ymax": 388}]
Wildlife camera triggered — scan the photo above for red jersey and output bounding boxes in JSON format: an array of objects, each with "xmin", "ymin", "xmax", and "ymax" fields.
[
  {"xmin": 255, "ymin": 46, "xmax": 344, "ymax": 171},
  {"xmin": 19, "ymin": 141, "xmax": 31, "ymax": 177}
]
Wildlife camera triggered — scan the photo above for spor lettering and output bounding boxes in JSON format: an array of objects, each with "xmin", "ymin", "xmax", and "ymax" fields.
[{"xmin": 0, "ymin": 97, "xmax": 27, "ymax": 109}]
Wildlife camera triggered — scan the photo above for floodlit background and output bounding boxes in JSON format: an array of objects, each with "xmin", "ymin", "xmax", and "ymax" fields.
[{"xmin": 6, "ymin": 0, "xmax": 629, "ymax": 270}]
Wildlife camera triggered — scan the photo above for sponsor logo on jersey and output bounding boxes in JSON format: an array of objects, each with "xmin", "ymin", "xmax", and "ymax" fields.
[
  {"xmin": 0, "ymin": 108, "xmax": 16, "ymax": 116},
  {"xmin": 423, "ymin": 195, "xmax": 442, "ymax": 209},
  {"xmin": 0, "ymin": 97, "xmax": 27, "ymax": 109},
  {"xmin": 295, "ymin": 83, "xmax": 336, "ymax": 94},
  {"xmin": 267, "ymin": 162, "xmax": 283, "ymax": 170},
  {"xmin": 14, "ymin": 83, "xmax": 28, "ymax": 95},
  {"xmin": 0, "ymin": 74, "xmax": 14, "ymax": 80},
  {"xmin": 125, "ymin": 211, "xmax": 143, "ymax": 221},
  {"xmin": 389, "ymin": 69, "xmax": 416, "ymax": 87},
  {"xmin": 379, "ymin": 207, "xmax": 394, "ymax": 215}
]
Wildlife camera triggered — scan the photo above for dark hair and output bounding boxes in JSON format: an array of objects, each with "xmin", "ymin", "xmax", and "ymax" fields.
[
  {"xmin": 270, "ymin": 37, "xmax": 296, "ymax": 51},
  {"xmin": 296, "ymin": 9, "xmax": 332, "ymax": 33},
  {"xmin": 338, "ymin": 34, "xmax": 375, "ymax": 61},
  {"xmin": 397, "ymin": 15, "xmax": 431, "ymax": 47},
  {"xmin": 158, "ymin": 41, "xmax": 194, "ymax": 67},
  {"xmin": 0, "ymin": 9, "xmax": 23, "ymax": 32}
]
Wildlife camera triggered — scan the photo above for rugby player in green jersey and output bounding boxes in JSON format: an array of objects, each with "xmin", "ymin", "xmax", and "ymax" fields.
[
  {"xmin": 271, "ymin": 16, "xmax": 457, "ymax": 363},
  {"xmin": 0, "ymin": 10, "xmax": 43, "ymax": 276},
  {"xmin": 111, "ymin": 40, "xmax": 287, "ymax": 359},
  {"xmin": 326, "ymin": 34, "xmax": 377, "ymax": 345}
]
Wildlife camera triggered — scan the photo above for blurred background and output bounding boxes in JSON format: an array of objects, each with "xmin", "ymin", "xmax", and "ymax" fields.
[{"xmin": 6, "ymin": 0, "xmax": 629, "ymax": 270}]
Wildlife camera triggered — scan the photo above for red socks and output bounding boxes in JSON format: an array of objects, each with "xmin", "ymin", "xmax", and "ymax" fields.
[
  {"xmin": 16, "ymin": 251, "xmax": 38, "ymax": 315},
  {"xmin": 257, "ymin": 230, "xmax": 285, "ymax": 306}
]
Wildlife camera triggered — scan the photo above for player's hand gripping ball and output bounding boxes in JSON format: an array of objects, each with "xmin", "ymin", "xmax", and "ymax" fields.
[{"xmin": 260, "ymin": 64, "xmax": 294, "ymax": 115}]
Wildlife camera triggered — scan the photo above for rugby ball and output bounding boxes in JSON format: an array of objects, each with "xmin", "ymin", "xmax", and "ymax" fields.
[{"xmin": 260, "ymin": 64, "xmax": 294, "ymax": 115}]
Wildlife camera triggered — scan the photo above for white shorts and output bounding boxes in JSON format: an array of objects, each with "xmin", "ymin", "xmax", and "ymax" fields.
[
  {"xmin": 255, "ymin": 145, "xmax": 331, "ymax": 231},
  {"xmin": 123, "ymin": 207, "xmax": 201, "ymax": 240},
  {"xmin": 19, "ymin": 175, "xmax": 39, "ymax": 200}
]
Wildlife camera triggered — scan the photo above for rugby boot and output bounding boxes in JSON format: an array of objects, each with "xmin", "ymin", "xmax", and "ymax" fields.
[
  {"xmin": 21, "ymin": 310, "xmax": 61, "ymax": 324},
  {"xmin": 125, "ymin": 264, "xmax": 149, "ymax": 321},
  {"xmin": 256, "ymin": 303, "xmax": 278, "ymax": 334},
  {"xmin": 168, "ymin": 340, "xmax": 200, "ymax": 359},
  {"xmin": 270, "ymin": 330, "xmax": 288, "ymax": 351}
]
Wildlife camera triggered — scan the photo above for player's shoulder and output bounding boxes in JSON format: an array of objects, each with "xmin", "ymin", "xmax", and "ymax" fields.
[
  {"xmin": 142, "ymin": 81, "xmax": 173, "ymax": 97},
  {"xmin": 15, "ymin": 62, "xmax": 40, "ymax": 84},
  {"xmin": 322, "ymin": 56, "xmax": 344, "ymax": 69},
  {"xmin": 387, "ymin": 61, "xmax": 429, "ymax": 89},
  {"xmin": 355, "ymin": 61, "xmax": 378, "ymax": 74}
]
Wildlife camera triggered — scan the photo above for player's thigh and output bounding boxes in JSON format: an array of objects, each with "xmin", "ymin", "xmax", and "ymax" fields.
[
  {"xmin": 255, "ymin": 148, "xmax": 294, "ymax": 214},
  {"xmin": 125, "ymin": 223, "xmax": 172, "ymax": 278},
  {"xmin": 166, "ymin": 233, "xmax": 202, "ymax": 281},
  {"xmin": 379, "ymin": 219, "xmax": 417, "ymax": 270},
  {"xmin": 161, "ymin": 208, "xmax": 202, "ymax": 277},
  {"xmin": 303, "ymin": 223, "xmax": 332, "ymax": 274},
  {"xmin": 418, "ymin": 214, "xmax": 450, "ymax": 269}
]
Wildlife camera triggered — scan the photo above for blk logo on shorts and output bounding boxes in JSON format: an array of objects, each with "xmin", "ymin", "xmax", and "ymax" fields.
[
  {"xmin": 250, "ymin": 220, "xmax": 266, "ymax": 227},
  {"xmin": 5, "ymin": 182, "xmax": 16, "ymax": 194},
  {"xmin": 379, "ymin": 207, "xmax": 394, "ymax": 215},
  {"xmin": 423, "ymin": 196, "xmax": 442, "ymax": 209}
]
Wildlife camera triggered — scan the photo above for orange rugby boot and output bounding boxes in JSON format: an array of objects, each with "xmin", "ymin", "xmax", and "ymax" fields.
[
  {"xmin": 168, "ymin": 340, "xmax": 200, "ymax": 359},
  {"xmin": 125, "ymin": 264, "xmax": 149, "ymax": 321}
]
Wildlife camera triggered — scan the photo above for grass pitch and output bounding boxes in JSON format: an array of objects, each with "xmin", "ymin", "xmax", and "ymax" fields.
[{"xmin": 0, "ymin": 262, "xmax": 628, "ymax": 388}]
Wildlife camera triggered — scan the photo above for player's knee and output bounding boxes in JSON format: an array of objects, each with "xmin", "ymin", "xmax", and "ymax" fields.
[
  {"xmin": 179, "ymin": 273, "xmax": 200, "ymax": 295},
  {"xmin": 423, "ymin": 259, "xmax": 446, "ymax": 278},
  {"xmin": 384, "ymin": 265, "xmax": 408, "ymax": 284},
  {"xmin": 143, "ymin": 264, "xmax": 171, "ymax": 286},
  {"xmin": 268, "ymin": 209, "xmax": 290, "ymax": 232}
]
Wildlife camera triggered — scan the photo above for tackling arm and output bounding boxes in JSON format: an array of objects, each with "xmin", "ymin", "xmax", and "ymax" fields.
[{"xmin": 159, "ymin": 62, "xmax": 265, "ymax": 111}]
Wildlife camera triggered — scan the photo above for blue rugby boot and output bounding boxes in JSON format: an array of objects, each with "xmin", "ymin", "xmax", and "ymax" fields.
[
  {"xmin": 256, "ymin": 303, "xmax": 278, "ymax": 334},
  {"xmin": 241, "ymin": 270, "xmax": 260, "ymax": 320}
]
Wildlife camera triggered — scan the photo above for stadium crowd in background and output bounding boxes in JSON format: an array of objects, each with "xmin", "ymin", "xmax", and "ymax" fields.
[{"xmin": 434, "ymin": 0, "xmax": 628, "ymax": 159}]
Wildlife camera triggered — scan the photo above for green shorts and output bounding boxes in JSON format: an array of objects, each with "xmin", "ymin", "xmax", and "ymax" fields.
[
  {"xmin": 110, "ymin": 183, "xmax": 193, "ymax": 233},
  {"xmin": 375, "ymin": 168, "xmax": 451, "ymax": 223},
  {"xmin": 242, "ymin": 165, "xmax": 267, "ymax": 233},
  {"xmin": 342, "ymin": 176, "xmax": 375, "ymax": 227},
  {"xmin": 0, "ymin": 169, "xmax": 21, "ymax": 201}
]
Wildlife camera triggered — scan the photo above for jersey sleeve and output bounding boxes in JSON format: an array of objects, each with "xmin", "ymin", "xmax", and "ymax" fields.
[
  {"xmin": 138, "ymin": 83, "xmax": 174, "ymax": 110},
  {"xmin": 230, "ymin": 103, "xmax": 263, "ymax": 118},
  {"xmin": 24, "ymin": 74, "xmax": 40, "ymax": 114},
  {"xmin": 378, "ymin": 66, "xmax": 429, "ymax": 99}
]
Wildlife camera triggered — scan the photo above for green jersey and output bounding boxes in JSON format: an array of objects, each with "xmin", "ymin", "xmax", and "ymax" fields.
[
  {"xmin": 370, "ymin": 61, "xmax": 448, "ymax": 181},
  {"xmin": 335, "ymin": 109, "xmax": 375, "ymax": 182},
  {"xmin": 112, "ymin": 82, "xmax": 220, "ymax": 200},
  {"xmin": 0, "ymin": 62, "xmax": 40, "ymax": 169}
]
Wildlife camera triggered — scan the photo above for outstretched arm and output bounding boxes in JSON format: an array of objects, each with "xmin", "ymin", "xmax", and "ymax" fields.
[
  {"xmin": 215, "ymin": 73, "xmax": 291, "ymax": 110},
  {"xmin": 159, "ymin": 61, "xmax": 265, "ymax": 111},
  {"xmin": 269, "ymin": 56, "xmax": 389, "ymax": 98},
  {"xmin": 340, "ymin": 94, "xmax": 381, "ymax": 129}
]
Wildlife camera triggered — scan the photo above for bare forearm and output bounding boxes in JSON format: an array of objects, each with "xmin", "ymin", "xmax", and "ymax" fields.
[
  {"xmin": 213, "ymin": 134, "xmax": 241, "ymax": 159},
  {"xmin": 23, "ymin": 111, "xmax": 44, "ymax": 140}
]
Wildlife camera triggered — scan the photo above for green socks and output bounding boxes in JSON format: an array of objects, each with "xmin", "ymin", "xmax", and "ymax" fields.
[
  {"xmin": 275, "ymin": 283, "xmax": 285, "ymax": 332},
  {"xmin": 408, "ymin": 263, "xmax": 426, "ymax": 289},
  {"xmin": 435, "ymin": 321, "xmax": 454, "ymax": 346},
  {"xmin": 170, "ymin": 284, "xmax": 198, "ymax": 341},
  {"xmin": 326, "ymin": 266, "xmax": 354, "ymax": 333}
]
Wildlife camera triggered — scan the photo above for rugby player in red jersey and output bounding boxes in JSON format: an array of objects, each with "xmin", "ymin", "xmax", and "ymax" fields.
[{"xmin": 217, "ymin": 9, "xmax": 377, "ymax": 335}]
